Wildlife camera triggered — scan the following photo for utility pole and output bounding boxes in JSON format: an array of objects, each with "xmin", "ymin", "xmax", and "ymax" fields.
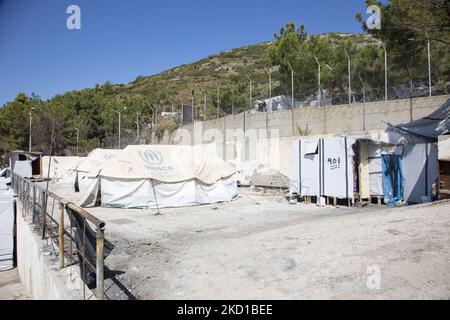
[
  {"xmin": 28, "ymin": 108, "xmax": 34, "ymax": 152},
  {"xmin": 136, "ymin": 112, "xmax": 140, "ymax": 140},
  {"xmin": 203, "ymin": 90, "xmax": 207, "ymax": 120},
  {"xmin": 287, "ymin": 61, "xmax": 295, "ymax": 136},
  {"xmin": 231, "ymin": 84, "xmax": 235, "ymax": 115},
  {"xmin": 265, "ymin": 67, "xmax": 272, "ymax": 111},
  {"xmin": 358, "ymin": 73, "xmax": 366, "ymax": 132},
  {"xmin": 313, "ymin": 55, "xmax": 321, "ymax": 107},
  {"xmin": 425, "ymin": 29, "xmax": 432, "ymax": 97},
  {"xmin": 246, "ymin": 75, "xmax": 252, "ymax": 111},
  {"xmin": 380, "ymin": 39, "xmax": 388, "ymax": 101},
  {"xmin": 287, "ymin": 61, "xmax": 294, "ymax": 108},
  {"xmin": 191, "ymin": 90, "xmax": 195, "ymax": 123},
  {"xmin": 344, "ymin": 48, "xmax": 352, "ymax": 104},
  {"xmin": 75, "ymin": 127, "xmax": 79, "ymax": 156},
  {"xmin": 115, "ymin": 95, "xmax": 125, "ymax": 149}
]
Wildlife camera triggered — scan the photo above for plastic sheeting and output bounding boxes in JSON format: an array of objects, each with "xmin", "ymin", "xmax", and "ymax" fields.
[
  {"xmin": 0, "ymin": 197, "xmax": 15, "ymax": 271},
  {"xmin": 402, "ymin": 143, "xmax": 439, "ymax": 204},
  {"xmin": 388, "ymin": 98, "xmax": 449, "ymax": 141},
  {"xmin": 12, "ymin": 160, "xmax": 32, "ymax": 177},
  {"xmin": 382, "ymin": 155, "xmax": 404, "ymax": 205}
]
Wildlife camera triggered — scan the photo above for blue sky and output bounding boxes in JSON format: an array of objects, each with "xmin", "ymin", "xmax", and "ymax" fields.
[{"xmin": 0, "ymin": 0, "xmax": 371, "ymax": 106}]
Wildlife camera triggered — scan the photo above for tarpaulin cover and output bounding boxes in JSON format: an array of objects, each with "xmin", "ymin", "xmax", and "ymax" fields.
[
  {"xmin": 401, "ymin": 143, "xmax": 439, "ymax": 204},
  {"xmin": 12, "ymin": 160, "xmax": 32, "ymax": 178},
  {"xmin": 382, "ymin": 155, "xmax": 404, "ymax": 205},
  {"xmin": 0, "ymin": 198, "xmax": 15, "ymax": 271},
  {"xmin": 388, "ymin": 98, "xmax": 449, "ymax": 141}
]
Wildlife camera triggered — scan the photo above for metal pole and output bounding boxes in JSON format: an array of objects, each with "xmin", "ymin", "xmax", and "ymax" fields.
[
  {"xmin": 426, "ymin": 29, "xmax": 432, "ymax": 97},
  {"xmin": 76, "ymin": 128, "xmax": 79, "ymax": 156},
  {"xmin": 287, "ymin": 61, "xmax": 295, "ymax": 136},
  {"xmin": 246, "ymin": 75, "xmax": 252, "ymax": 111},
  {"xmin": 118, "ymin": 111, "xmax": 121, "ymax": 149},
  {"xmin": 217, "ymin": 85, "xmax": 220, "ymax": 118},
  {"xmin": 265, "ymin": 68, "xmax": 272, "ymax": 111},
  {"xmin": 313, "ymin": 55, "xmax": 321, "ymax": 107},
  {"xmin": 28, "ymin": 111, "xmax": 32, "ymax": 152},
  {"xmin": 359, "ymin": 73, "xmax": 366, "ymax": 132},
  {"xmin": 95, "ymin": 227, "xmax": 105, "ymax": 300},
  {"xmin": 344, "ymin": 48, "xmax": 351, "ymax": 104},
  {"xmin": 379, "ymin": 40, "xmax": 388, "ymax": 101},
  {"xmin": 136, "ymin": 113, "xmax": 140, "ymax": 139},
  {"xmin": 203, "ymin": 91, "xmax": 207, "ymax": 120},
  {"xmin": 232, "ymin": 84, "xmax": 235, "ymax": 115},
  {"xmin": 58, "ymin": 203, "xmax": 64, "ymax": 270},
  {"xmin": 191, "ymin": 90, "xmax": 195, "ymax": 123}
]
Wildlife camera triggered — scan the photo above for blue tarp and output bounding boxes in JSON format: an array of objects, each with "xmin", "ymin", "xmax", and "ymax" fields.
[{"xmin": 382, "ymin": 155, "xmax": 404, "ymax": 206}]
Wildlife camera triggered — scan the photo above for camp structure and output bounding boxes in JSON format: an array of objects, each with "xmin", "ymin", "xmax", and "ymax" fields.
[
  {"xmin": 290, "ymin": 135, "xmax": 439, "ymax": 206},
  {"xmin": 80, "ymin": 144, "xmax": 238, "ymax": 209},
  {"xmin": 290, "ymin": 137, "xmax": 355, "ymax": 205},
  {"xmin": 42, "ymin": 156, "xmax": 86, "ymax": 186},
  {"xmin": 290, "ymin": 97, "xmax": 449, "ymax": 206},
  {"xmin": 9, "ymin": 150, "xmax": 42, "ymax": 178},
  {"xmin": 74, "ymin": 149, "xmax": 122, "ymax": 206}
]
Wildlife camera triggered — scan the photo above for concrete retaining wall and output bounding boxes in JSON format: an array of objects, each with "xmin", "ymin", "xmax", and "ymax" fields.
[
  {"xmin": 170, "ymin": 95, "xmax": 449, "ymax": 143},
  {"xmin": 16, "ymin": 202, "xmax": 86, "ymax": 300}
]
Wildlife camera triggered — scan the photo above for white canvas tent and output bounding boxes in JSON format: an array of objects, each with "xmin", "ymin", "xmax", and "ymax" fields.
[
  {"xmin": 42, "ymin": 156, "xmax": 85, "ymax": 186},
  {"xmin": 97, "ymin": 144, "xmax": 238, "ymax": 209},
  {"xmin": 74, "ymin": 149, "xmax": 122, "ymax": 207}
]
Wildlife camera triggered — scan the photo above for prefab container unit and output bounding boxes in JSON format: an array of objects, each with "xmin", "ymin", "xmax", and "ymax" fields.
[
  {"xmin": 9, "ymin": 151, "xmax": 42, "ymax": 178},
  {"xmin": 290, "ymin": 137, "xmax": 355, "ymax": 203}
]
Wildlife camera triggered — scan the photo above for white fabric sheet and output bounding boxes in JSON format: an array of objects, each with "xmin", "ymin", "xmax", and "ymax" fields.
[
  {"xmin": 0, "ymin": 198, "xmax": 15, "ymax": 271},
  {"xmin": 100, "ymin": 175, "xmax": 237, "ymax": 209}
]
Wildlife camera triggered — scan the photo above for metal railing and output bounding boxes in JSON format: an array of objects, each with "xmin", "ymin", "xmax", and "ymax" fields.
[{"xmin": 12, "ymin": 173, "xmax": 106, "ymax": 300}]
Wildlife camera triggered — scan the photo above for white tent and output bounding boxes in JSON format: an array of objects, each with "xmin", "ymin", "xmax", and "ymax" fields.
[
  {"xmin": 42, "ymin": 156, "xmax": 85, "ymax": 186},
  {"xmin": 74, "ymin": 149, "xmax": 122, "ymax": 207},
  {"xmin": 97, "ymin": 144, "xmax": 237, "ymax": 209}
]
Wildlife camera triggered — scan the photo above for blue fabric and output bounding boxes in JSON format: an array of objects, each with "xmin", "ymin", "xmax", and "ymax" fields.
[{"xmin": 381, "ymin": 155, "xmax": 404, "ymax": 206}]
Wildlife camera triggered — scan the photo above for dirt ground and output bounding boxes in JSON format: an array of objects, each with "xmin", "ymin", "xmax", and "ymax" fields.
[{"xmin": 76, "ymin": 189, "xmax": 450, "ymax": 300}]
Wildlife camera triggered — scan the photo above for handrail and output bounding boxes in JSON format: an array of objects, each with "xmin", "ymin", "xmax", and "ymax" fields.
[{"xmin": 11, "ymin": 172, "xmax": 106, "ymax": 300}]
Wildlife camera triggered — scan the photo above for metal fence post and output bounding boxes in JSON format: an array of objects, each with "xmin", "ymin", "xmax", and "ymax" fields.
[
  {"xmin": 95, "ymin": 227, "xmax": 105, "ymax": 300},
  {"xmin": 58, "ymin": 202, "xmax": 65, "ymax": 270}
]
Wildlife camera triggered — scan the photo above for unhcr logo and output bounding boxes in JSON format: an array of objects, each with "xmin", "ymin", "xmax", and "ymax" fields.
[{"xmin": 139, "ymin": 149, "xmax": 163, "ymax": 165}]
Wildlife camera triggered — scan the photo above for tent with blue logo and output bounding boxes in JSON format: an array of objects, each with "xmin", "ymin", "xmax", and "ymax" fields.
[{"xmin": 82, "ymin": 144, "xmax": 238, "ymax": 209}]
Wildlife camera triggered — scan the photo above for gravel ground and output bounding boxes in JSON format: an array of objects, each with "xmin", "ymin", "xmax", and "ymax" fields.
[{"xmin": 76, "ymin": 189, "xmax": 450, "ymax": 300}]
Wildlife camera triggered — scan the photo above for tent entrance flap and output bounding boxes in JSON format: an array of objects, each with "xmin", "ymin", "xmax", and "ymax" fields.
[{"xmin": 381, "ymin": 155, "xmax": 404, "ymax": 205}]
